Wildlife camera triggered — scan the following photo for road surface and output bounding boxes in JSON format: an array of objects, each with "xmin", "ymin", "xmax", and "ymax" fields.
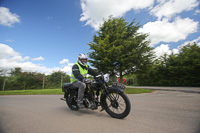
[
  {"xmin": 0, "ymin": 91, "xmax": 200, "ymax": 133},
  {"xmin": 129, "ymin": 86, "xmax": 200, "ymax": 93}
]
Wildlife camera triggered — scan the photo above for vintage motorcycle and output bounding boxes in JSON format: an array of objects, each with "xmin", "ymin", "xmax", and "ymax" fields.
[{"xmin": 61, "ymin": 74, "xmax": 131, "ymax": 119}]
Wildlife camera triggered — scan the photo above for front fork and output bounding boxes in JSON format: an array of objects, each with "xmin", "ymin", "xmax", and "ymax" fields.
[{"xmin": 100, "ymin": 86, "xmax": 124, "ymax": 111}]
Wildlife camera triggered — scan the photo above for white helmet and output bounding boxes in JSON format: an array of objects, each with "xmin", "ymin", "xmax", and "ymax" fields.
[{"xmin": 78, "ymin": 53, "xmax": 88, "ymax": 66}]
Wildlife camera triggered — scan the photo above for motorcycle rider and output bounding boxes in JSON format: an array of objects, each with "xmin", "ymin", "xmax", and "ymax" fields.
[{"xmin": 70, "ymin": 53, "xmax": 99, "ymax": 108}]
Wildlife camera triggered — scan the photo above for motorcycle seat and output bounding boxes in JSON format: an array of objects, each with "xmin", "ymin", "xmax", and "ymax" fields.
[
  {"xmin": 63, "ymin": 83, "xmax": 72, "ymax": 88},
  {"xmin": 62, "ymin": 83, "xmax": 78, "ymax": 92}
]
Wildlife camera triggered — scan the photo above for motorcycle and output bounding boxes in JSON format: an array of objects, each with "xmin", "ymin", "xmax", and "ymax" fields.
[{"xmin": 61, "ymin": 74, "xmax": 131, "ymax": 119}]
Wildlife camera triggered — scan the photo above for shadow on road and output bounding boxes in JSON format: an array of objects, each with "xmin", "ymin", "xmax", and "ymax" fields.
[{"xmin": 57, "ymin": 106, "xmax": 110, "ymax": 118}]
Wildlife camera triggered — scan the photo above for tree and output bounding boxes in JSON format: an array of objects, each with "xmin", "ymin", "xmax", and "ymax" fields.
[
  {"xmin": 9, "ymin": 71, "xmax": 45, "ymax": 90},
  {"xmin": 46, "ymin": 71, "xmax": 69, "ymax": 88},
  {"xmin": 88, "ymin": 16, "xmax": 154, "ymax": 82},
  {"xmin": 138, "ymin": 42, "xmax": 200, "ymax": 86},
  {"xmin": 0, "ymin": 68, "xmax": 9, "ymax": 91},
  {"xmin": 177, "ymin": 43, "xmax": 200, "ymax": 86},
  {"xmin": 10, "ymin": 67, "xmax": 22, "ymax": 76}
]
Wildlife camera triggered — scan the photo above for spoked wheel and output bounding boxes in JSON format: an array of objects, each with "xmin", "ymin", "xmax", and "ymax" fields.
[
  {"xmin": 103, "ymin": 92, "xmax": 131, "ymax": 119},
  {"xmin": 65, "ymin": 92, "xmax": 79, "ymax": 111}
]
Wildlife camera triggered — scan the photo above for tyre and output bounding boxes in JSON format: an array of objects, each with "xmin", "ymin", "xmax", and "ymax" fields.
[
  {"xmin": 103, "ymin": 92, "xmax": 131, "ymax": 119},
  {"xmin": 65, "ymin": 92, "xmax": 79, "ymax": 111}
]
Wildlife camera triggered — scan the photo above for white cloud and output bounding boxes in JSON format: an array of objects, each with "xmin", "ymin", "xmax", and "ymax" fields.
[
  {"xmin": 154, "ymin": 37, "xmax": 200, "ymax": 59},
  {"xmin": 61, "ymin": 66, "xmax": 72, "ymax": 74},
  {"xmin": 0, "ymin": 43, "xmax": 19, "ymax": 58},
  {"xmin": 138, "ymin": 17, "xmax": 198, "ymax": 46},
  {"xmin": 6, "ymin": 39, "xmax": 14, "ymax": 42},
  {"xmin": 0, "ymin": 43, "xmax": 73, "ymax": 75},
  {"xmin": 80, "ymin": 0, "xmax": 154, "ymax": 30},
  {"xmin": 9, "ymin": 55, "xmax": 29, "ymax": 62},
  {"xmin": 194, "ymin": 9, "xmax": 200, "ymax": 15},
  {"xmin": 178, "ymin": 36, "xmax": 200, "ymax": 49},
  {"xmin": 0, "ymin": 7, "xmax": 20, "ymax": 27},
  {"xmin": 154, "ymin": 44, "xmax": 179, "ymax": 58},
  {"xmin": 59, "ymin": 59, "xmax": 69, "ymax": 64},
  {"xmin": 150, "ymin": 0, "xmax": 199, "ymax": 20},
  {"xmin": 32, "ymin": 56, "xmax": 44, "ymax": 61},
  {"xmin": 80, "ymin": 0, "xmax": 199, "ymax": 48},
  {"xmin": 0, "ymin": 43, "xmax": 44, "ymax": 72},
  {"xmin": 59, "ymin": 59, "xmax": 74, "ymax": 74},
  {"xmin": 43, "ymin": 63, "xmax": 73, "ymax": 75}
]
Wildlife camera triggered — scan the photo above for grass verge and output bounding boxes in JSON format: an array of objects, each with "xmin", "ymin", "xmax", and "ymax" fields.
[
  {"xmin": 0, "ymin": 89, "xmax": 63, "ymax": 95},
  {"xmin": 0, "ymin": 87, "xmax": 153, "ymax": 95},
  {"xmin": 125, "ymin": 88, "xmax": 153, "ymax": 94}
]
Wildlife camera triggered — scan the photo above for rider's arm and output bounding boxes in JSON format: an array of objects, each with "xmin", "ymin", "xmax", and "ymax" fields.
[
  {"xmin": 88, "ymin": 66, "xmax": 99, "ymax": 77},
  {"xmin": 72, "ymin": 64, "xmax": 84, "ymax": 81}
]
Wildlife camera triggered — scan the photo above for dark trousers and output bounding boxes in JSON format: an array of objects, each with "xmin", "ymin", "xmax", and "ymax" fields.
[{"xmin": 72, "ymin": 81, "xmax": 86, "ymax": 104}]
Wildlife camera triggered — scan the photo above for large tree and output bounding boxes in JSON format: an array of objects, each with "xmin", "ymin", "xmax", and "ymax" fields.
[{"xmin": 88, "ymin": 16, "xmax": 154, "ymax": 82}]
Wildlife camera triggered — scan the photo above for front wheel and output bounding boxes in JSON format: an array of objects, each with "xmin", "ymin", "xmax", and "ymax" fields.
[{"xmin": 103, "ymin": 92, "xmax": 131, "ymax": 119}]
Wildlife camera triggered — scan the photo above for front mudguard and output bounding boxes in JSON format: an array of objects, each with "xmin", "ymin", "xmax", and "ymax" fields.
[{"xmin": 100, "ymin": 86, "xmax": 125, "ymax": 110}]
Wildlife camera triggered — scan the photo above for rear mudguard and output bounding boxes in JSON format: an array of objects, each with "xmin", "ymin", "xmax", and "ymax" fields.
[
  {"xmin": 64, "ymin": 89, "xmax": 78, "ymax": 102},
  {"xmin": 100, "ymin": 86, "xmax": 124, "ymax": 110}
]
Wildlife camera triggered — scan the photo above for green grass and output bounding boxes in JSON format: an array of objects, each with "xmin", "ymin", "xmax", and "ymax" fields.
[
  {"xmin": 0, "ymin": 89, "xmax": 64, "ymax": 95},
  {"xmin": 0, "ymin": 88, "xmax": 153, "ymax": 95},
  {"xmin": 125, "ymin": 87, "xmax": 153, "ymax": 94}
]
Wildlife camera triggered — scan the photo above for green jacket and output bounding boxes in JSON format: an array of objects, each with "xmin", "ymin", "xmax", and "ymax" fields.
[{"xmin": 70, "ymin": 62, "xmax": 88, "ymax": 83}]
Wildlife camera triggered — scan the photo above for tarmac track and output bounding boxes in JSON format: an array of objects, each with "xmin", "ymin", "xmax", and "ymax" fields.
[{"xmin": 0, "ymin": 90, "xmax": 200, "ymax": 133}]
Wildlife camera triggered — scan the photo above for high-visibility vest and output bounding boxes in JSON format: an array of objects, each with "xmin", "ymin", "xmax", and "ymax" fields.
[{"xmin": 70, "ymin": 62, "xmax": 88, "ymax": 83}]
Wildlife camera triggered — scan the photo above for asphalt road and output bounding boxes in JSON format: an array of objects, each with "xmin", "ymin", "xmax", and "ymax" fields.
[
  {"xmin": 129, "ymin": 86, "xmax": 200, "ymax": 94},
  {"xmin": 0, "ymin": 91, "xmax": 200, "ymax": 133}
]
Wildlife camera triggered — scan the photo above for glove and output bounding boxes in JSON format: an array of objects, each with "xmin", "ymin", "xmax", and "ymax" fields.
[
  {"xmin": 82, "ymin": 78, "xmax": 91, "ymax": 83},
  {"xmin": 96, "ymin": 74, "xmax": 102, "ymax": 78},
  {"xmin": 95, "ymin": 74, "xmax": 103, "ymax": 80}
]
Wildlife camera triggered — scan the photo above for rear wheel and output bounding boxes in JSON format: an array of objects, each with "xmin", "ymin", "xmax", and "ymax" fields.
[
  {"xmin": 103, "ymin": 92, "xmax": 131, "ymax": 119},
  {"xmin": 65, "ymin": 92, "xmax": 79, "ymax": 111}
]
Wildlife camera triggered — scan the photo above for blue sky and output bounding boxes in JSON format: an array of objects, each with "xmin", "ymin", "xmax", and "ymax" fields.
[{"xmin": 0, "ymin": 0, "xmax": 199, "ymax": 75}]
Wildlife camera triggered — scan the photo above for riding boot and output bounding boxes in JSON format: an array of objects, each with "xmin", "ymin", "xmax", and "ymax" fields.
[{"xmin": 77, "ymin": 103, "xmax": 85, "ymax": 108}]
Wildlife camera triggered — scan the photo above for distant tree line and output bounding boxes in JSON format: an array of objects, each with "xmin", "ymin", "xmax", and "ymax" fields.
[
  {"xmin": 0, "ymin": 42, "xmax": 199, "ymax": 91},
  {"xmin": 136, "ymin": 43, "xmax": 200, "ymax": 86},
  {"xmin": 0, "ymin": 68, "xmax": 70, "ymax": 91}
]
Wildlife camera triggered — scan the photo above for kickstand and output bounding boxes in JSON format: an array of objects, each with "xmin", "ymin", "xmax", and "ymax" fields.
[{"xmin": 60, "ymin": 97, "xmax": 66, "ymax": 101}]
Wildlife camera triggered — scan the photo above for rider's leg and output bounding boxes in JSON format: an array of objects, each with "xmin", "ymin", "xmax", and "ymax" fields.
[{"xmin": 72, "ymin": 81, "xmax": 86, "ymax": 108}]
